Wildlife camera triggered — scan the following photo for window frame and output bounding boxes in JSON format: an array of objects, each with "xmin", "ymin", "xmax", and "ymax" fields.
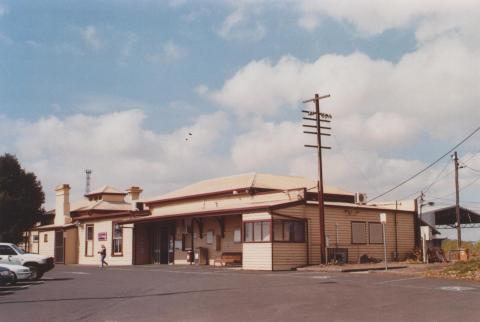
[
  {"xmin": 351, "ymin": 221, "xmax": 367, "ymax": 244},
  {"xmin": 33, "ymin": 234, "xmax": 39, "ymax": 243},
  {"xmin": 233, "ymin": 228, "xmax": 242, "ymax": 243},
  {"xmin": 243, "ymin": 220, "xmax": 272, "ymax": 243},
  {"xmin": 272, "ymin": 220, "xmax": 306, "ymax": 243},
  {"xmin": 111, "ymin": 222, "xmax": 124, "ymax": 257},
  {"xmin": 85, "ymin": 224, "xmax": 94, "ymax": 257},
  {"xmin": 43, "ymin": 233, "xmax": 48, "ymax": 243},
  {"xmin": 206, "ymin": 229, "xmax": 214, "ymax": 245},
  {"xmin": 368, "ymin": 222, "xmax": 384, "ymax": 244}
]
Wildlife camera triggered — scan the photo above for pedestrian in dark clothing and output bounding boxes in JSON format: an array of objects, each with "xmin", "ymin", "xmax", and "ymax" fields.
[{"xmin": 98, "ymin": 245, "xmax": 108, "ymax": 267}]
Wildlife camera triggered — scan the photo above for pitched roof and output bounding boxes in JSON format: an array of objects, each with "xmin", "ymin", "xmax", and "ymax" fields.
[
  {"xmin": 85, "ymin": 185, "xmax": 126, "ymax": 196},
  {"xmin": 146, "ymin": 172, "xmax": 352, "ymax": 204}
]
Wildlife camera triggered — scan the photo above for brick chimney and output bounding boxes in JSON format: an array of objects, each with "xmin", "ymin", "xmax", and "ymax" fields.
[
  {"xmin": 126, "ymin": 186, "xmax": 143, "ymax": 210},
  {"xmin": 55, "ymin": 184, "xmax": 71, "ymax": 226}
]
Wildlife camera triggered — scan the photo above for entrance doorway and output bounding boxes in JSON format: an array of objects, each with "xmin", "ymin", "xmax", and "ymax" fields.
[
  {"xmin": 134, "ymin": 222, "xmax": 175, "ymax": 265},
  {"xmin": 54, "ymin": 230, "xmax": 64, "ymax": 263},
  {"xmin": 152, "ymin": 225, "xmax": 169, "ymax": 264}
]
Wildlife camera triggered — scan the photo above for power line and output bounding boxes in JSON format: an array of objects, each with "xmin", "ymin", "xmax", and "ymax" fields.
[
  {"xmin": 369, "ymin": 125, "xmax": 480, "ymax": 202},
  {"xmin": 399, "ymin": 157, "xmax": 452, "ymax": 200}
]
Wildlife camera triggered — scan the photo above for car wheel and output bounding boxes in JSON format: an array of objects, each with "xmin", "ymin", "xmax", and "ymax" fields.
[
  {"xmin": 10, "ymin": 273, "xmax": 17, "ymax": 285},
  {"xmin": 26, "ymin": 265, "xmax": 39, "ymax": 280}
]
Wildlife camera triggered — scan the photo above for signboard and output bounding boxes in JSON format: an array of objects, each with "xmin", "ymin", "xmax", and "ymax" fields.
[
  {"xmin": 98, "ymin": 232, "xmax": 107, "ymax": 241},
  {"xmin": 421, "ymin": 226, "xmax": 431, "ymax": 241},
  {"xmin": 379, "ymin": 213, "xmax": 387, "ymax": 224}
]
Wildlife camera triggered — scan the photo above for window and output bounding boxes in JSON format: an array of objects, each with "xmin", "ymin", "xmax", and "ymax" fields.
[
  {"xmin": 85, "ymin": 224, "xmax": 94, "ymax": 256},
  {"xmin": 112, "ymin": 223, "xmax": 123, "ymax": 256},
  {"xmin": 243, "ymin": 221, "xmax": 272, "ymax": 242},
  {"xmin": 33, "ymin": 235, "xmax": 39, "ymax": 243},
  {"xmin": 206, "ymin": 230, "xmax": 214, "ymax": 245},
  {"xmin": 244, "ymin": 222, "xmax": 253, "ymax": 242},
  {"xmin": 351, "ymin": 222, "xmax": 367, "ymax": 244},
  {"xmin": 43, "ymin": 233, "xmax": 48, "ymax": 243},
  {"xmin": 272, "ymin": 221, "xmax": 305, "ymax": 242},
  {"xmin": 369, "ymin": 222, "xmax": 383, "ymax": 244},
  {"xmin": 182, "ymin": 233, "xmax": 192, "ymax": 251},
  {"xmin": 233, "ymin": 228, "xmax": 241, "ymax": 243},
  {"xmin": 253, "ymin": 222, "xmax": 262, "ymax": 241},
  {"xmin": 262, "ymin": 222, "xmax": 271, "ymax": 241},
  {"xmin": 0, "ymin": 245, "xmax": 17, "ymax": 256}
]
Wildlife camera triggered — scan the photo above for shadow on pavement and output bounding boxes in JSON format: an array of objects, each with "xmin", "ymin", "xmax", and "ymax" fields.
[{"xmin": 0, "ymin": 287, "xmax": 234, "ymax": 305}]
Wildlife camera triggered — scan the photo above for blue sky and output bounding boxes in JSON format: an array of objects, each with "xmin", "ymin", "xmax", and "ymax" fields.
[{"xmin": 1, "ymin": 1, "xmax": 479, "ymax": 239}]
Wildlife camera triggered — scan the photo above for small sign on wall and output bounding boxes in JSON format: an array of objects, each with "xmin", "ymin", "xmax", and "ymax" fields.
[{"xmin": 98, "ymin": 232, "xmax": 107, "ymax": 241}]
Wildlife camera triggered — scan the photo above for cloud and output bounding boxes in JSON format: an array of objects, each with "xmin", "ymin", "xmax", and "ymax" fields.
[
  {"xmin": 146, "ymin": 41, "xmax": 187, "ymax": 63},
  {"xmin": 118, "ymin": 32, "xmax": 138, "ymax": 65},
  {"xmin": 0, "ymin": 110, "xmax": 230, "ymax": 208},
  {"xmin": 80, "ymin": 25, "xmax": 104, "ymax": 50},
  {"xmin": 217, "ymin": 4, "xmax": 266, "ymax": 42},
  {"xmin": 208, "ymin": 36, "xmax": 480, "ymax": 140}
]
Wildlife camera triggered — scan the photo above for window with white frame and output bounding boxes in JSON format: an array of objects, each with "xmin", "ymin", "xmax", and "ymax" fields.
[{"xmin": 112, "ymin": 223, "xmax": 123, "ymax": 256}]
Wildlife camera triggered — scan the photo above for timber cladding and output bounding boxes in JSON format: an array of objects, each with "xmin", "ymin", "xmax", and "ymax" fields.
[{"xmin": 273, "ymin": 204, "xmax": 415, "ymax": 264}]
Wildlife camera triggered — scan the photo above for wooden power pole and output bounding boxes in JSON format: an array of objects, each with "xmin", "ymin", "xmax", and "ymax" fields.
[
  {"xmin": 453, "ymin": 151, "xmax": 462, "ymax": 248},
  {"xmin": 302, "ymin": 93, "xmax": 332, "ymax": 264}
]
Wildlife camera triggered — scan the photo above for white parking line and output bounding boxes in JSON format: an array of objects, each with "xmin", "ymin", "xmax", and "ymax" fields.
[
  {"xmin": 438, "ymin": 286, "xmax": 477, "ymax": 292},
  {"xmin": 376, "ymin": 277, "xmax": 423, "ymax": 284}
]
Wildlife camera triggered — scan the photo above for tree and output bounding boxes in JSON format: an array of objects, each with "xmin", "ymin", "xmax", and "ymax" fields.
[{"xmin": 0, "ymin": 154, "xmax": 45, "ymax": 243}]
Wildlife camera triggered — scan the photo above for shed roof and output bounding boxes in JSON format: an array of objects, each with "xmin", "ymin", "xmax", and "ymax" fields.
[
  {"xmin": 424, "ymin": 206, "xmax": 480, "ymax": 227},
  {"xmin": 146, "ymin": 172, "xmax": 352, "ymax": 204}
]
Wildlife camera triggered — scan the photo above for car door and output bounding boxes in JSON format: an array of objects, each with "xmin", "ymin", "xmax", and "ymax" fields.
[{"xmin": 0, "ymin": 245, "xmax": 22, "ymax": 265}]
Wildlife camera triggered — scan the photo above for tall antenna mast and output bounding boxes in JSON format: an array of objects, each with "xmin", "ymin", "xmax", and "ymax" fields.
[{"xmin": 85, "ymin": 169, "xmax": 92, "ymax": 194}]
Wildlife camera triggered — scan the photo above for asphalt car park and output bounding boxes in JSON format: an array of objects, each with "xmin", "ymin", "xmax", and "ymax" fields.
[{"xmin": 0, "ymin": 264, "xmax": 479, "ymax": 322}]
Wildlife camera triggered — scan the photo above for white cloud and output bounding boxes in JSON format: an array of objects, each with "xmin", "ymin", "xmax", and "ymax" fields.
[
  {"xmin": 146, "ymin": 41, "xmax": 187, "ymax": 63},
  {"xmin": 80, "ymin": 25, "xmax": 104, "ymax": 50},
  {"xmin": 208, "ymin": 36, "xmax": 480, "ymax": 140},
  {"xmin": 0, "ymin": 110, "xmax": 230, "ymax": 208},
  {"xmin": 217, "ymin": 4, "xmax": 266, "ymax": 42}
]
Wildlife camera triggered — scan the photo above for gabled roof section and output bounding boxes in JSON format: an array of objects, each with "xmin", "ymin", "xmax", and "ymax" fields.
[
  {"xmin": 146, "ymin": 172, "xmax": 353, "ymax": 204},
  {"xmin": 85, "ymin": 185, "xmax": 127, "ymax": 196}
]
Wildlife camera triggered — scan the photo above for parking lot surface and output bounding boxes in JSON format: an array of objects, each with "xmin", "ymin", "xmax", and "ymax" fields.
[{"xmin": 1, "ymin": 264, "xmax": 479, "ymax": 322}]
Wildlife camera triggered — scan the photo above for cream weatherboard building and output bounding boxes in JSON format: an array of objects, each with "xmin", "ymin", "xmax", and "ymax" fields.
[
  {"xmin": 122, "ymin": 173, "xmax": 417, "ymax": 270},
  {"xmin": 26, "ymin": 184, "xmax": 147, "ymax": 265},
  {"xmin": 27, "ymin": 173, "xmax": 418, "ymax": 270}
]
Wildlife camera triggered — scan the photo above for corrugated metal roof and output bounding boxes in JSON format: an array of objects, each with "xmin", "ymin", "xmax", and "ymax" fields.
[{"xmin": 146, "ymin": 172, "xmax": 352, "ymax": 204}]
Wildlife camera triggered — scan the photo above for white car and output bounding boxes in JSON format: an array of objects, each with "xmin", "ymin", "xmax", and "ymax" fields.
[
  {"xmin": 0, "ymin": 263, "xmax": 31, "ymax": 283},
  {"xmin": 0, "ymin": 243, "xmax": 54, "ymax": 280}
]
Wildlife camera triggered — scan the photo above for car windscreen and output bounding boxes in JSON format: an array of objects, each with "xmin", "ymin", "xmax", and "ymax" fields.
[{"xmin": 10, "ymin": 244, "xmax": 26, "ymax": 254}]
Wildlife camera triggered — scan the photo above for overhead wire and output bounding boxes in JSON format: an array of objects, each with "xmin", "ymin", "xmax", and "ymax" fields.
[
  {"xmin": 399, "ymin": 157, "xmax": 452, "ymax": 200},
  {"xmin": 369, "ymin": 125, "xmax": 480, "ymax": 202}
]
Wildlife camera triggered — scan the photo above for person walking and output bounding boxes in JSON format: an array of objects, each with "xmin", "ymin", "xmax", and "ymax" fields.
[{"xmin": 98, "ymin": 245, "xmax": 108, "ymax": 268}]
